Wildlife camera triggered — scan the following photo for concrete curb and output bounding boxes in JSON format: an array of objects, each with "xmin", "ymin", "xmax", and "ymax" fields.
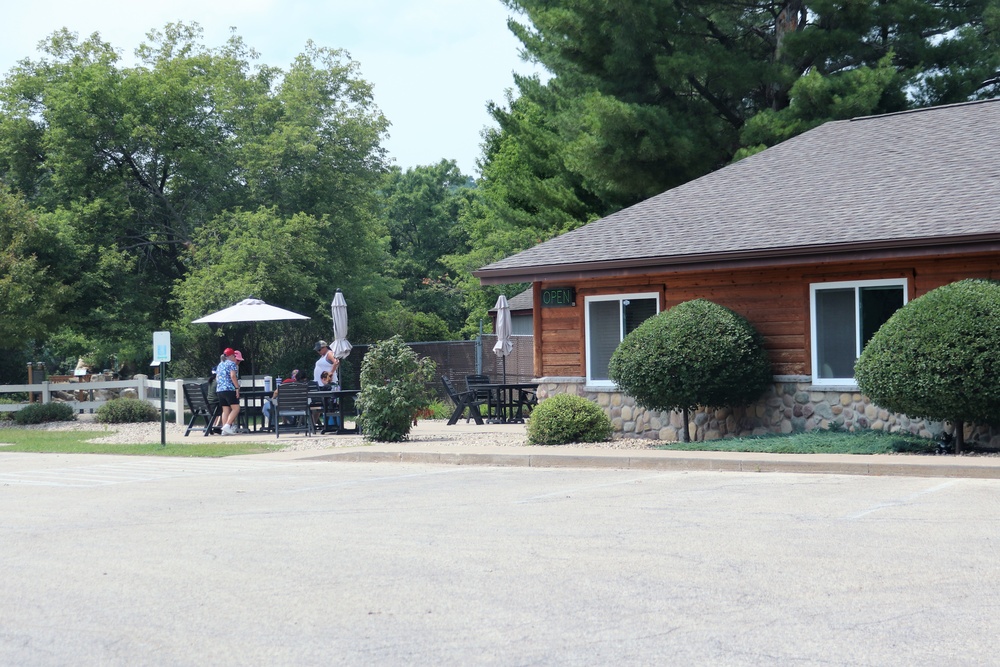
[{"xmin": 304, "ymin": 449, "xmax": 1000, "ymax": 479}]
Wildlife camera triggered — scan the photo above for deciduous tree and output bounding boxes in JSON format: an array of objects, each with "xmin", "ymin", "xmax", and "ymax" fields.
[
  {"xmin": 380, "ymin": 159, "xmax": 473, "ymax": 338},
  {"xmin": 855, "ymin": 279, "xmax": 1000, "ymax": 454},
  {"xmin": 0, "ymin": 23, "xmax": 391, "ymax": 369},
  {"xmin": 608, "ymin": 299, "xmax": 772, "ymax": 442}
]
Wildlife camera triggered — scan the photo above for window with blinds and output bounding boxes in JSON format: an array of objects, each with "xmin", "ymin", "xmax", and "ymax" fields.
[
  {"xmin": 810, "ymin": 279, "xmax": 906, "ymax": 386},
  {"xmin": 585, "ymin": 293, "xmax": 659, "ymax": 385}
]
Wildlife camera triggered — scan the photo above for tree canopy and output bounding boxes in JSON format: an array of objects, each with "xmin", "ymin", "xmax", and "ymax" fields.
[
  {"xmin": 446, "ymin": 0, "xmax": 1000, "ymax": 320},
  {"xmin": 502, "ymin": 0, "xmax": 1000, "ymax": 193},
  {"xmin": 855, "ymin": 279, "xmax": 1000, "ymax": 453},
  {"xmin": 0, "ymin": 23, "xmax": 393, "ymax": 376},
  {"xmin": 379, "ymin": 159, "xmax": 473, "ymax": 339},
  {"xmin": 2, "ymin": 7, "xmax": 999, "ymax": 380}
]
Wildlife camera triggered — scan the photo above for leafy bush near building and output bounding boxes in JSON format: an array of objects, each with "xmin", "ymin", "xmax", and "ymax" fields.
[
  {"xmin": 608, "ymin": 299, "xmax": 772, "ymax": 441},
  {"xmin": 527, "ymin": 393, "xmax": 613, "ymax": 445},
  {"xmin": 356, "ymin": 335, "xmax": 437, "ymax": 442},
  {"xmin": 0, "ymin": 398, "xmax": 17, "ymax": 421},
  {"xmin": 95, "ymin": 398, "xmax": 159, "ymax": 424},
  {"xmin": 855, "ymin": 279, "xmax": 1000, "ymax": 454},
  {"xmin": 12, "ymin": 402, "xmax": 77, "ymax": 425}
]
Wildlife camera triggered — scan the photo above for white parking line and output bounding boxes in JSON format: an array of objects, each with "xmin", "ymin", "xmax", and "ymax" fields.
[
  {"xmin": 841, "ymin": 480, "xmax": 958, "ymax": 519},
  {"xmin": 0, "ymin": 459, "xmax": 298, "ymax": 487},
  {"xmin": 516, "ymin": 473, "xmax": 676, "ymax": 503},
  {"xmin": 285, "ymin": 467, "xmax": 473, "ymax": 493}
]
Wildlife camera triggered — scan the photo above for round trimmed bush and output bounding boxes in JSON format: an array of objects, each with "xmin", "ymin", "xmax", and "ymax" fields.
[
  {"xmin": 855, "ymin": 279, "xmax": 1000, "ymax": 452},
  {"xmin": 95, "ymin": 397, "xmax": 159, "ymax": 423},
  {"xmin": 526, "ymin": 393, "xmax": 613, "ymax": 445},
  {"xmin": 12, "ymin": 402, "xmax": 77, "ymax": 425},
  {"xmin": 608, "ymin": 299, "xmax": 772, "ymax": 440}
]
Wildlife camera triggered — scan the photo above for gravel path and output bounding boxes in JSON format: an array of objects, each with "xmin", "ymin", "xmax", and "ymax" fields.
[{"xmin": 1, "ymin": 415, "xmax": 657, "ymax": 452}]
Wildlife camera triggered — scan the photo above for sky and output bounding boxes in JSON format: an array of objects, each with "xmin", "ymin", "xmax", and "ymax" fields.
[{"xmin": 0, "ymin": 0, "xmax": 542, "ymax": 176}]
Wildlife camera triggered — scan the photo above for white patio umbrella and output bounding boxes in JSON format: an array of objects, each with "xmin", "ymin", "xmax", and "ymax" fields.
[
  {"xmin": 330, "ymin": 289, "xmax": 352, "ymax": 360},
  {"xmin": 493, "ymin": 294, "xmax": 513, "ymax": 383},
  {"xmin": 193, "ymin": 297, "xmax": 310, "ymax": 382},
  {"xmin": 192, "ymin": 298, "xmax": 311, "ymax": 324}
]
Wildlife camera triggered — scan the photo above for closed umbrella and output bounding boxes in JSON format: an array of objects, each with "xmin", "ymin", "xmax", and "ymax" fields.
[
  {"xmin": 331, "ymin": 289, "xmax": 352, "ymax": 360},
  {"xmin": 193, "ymin": 297, "xmax": 310, "ymax": 383},
  {"xmin": 493, "ymin": 294, "xmax": 513, "ymax": 383}
]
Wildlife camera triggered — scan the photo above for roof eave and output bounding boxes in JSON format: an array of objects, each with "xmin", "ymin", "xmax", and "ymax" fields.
[{"xmin": 475, "ymin": 234, "xmax": 1000, "ymax": 285}]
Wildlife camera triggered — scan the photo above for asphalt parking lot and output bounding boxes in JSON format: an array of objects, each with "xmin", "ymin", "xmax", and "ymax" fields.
[{"xmin": 3, "ymin": 453, "xmax": 999, "ymax": 665}]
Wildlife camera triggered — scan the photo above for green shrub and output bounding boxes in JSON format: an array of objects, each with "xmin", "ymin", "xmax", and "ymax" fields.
[
  {"xmin": 95, "ymin": 397, "xmax": 159, "ymax": 423},
  {"xmin": 424, "ymin": 399, "xmax": 450, "ymax": 420},
  {"xmin": 12, "ymin": 402, "xmax": 77, "ymax": 425},
  {"xmin": 356, "ymin": 335, "xmax": 436, "ymax": 442},
  {"xmin": 855, "ymin": 279, "xmax": 1000, "ymax": 453},
  {"xmin": 527, "ymin": 393, "xmax": 613, "ymax": 445},
  {"xmin": 608, "ymin": 299, "xmax": 772, "ymax": 441}
]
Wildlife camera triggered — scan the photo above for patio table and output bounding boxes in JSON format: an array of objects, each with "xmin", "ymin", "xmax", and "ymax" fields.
[
  {"xmin": 475, "ymin": 383, "xmax": 539, "ymax": 424},
  {"xmin": 308, "ymin": 389, "xmax": 361, "ymax": 434}
]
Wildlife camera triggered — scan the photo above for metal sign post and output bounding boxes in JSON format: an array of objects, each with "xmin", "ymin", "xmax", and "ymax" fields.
[{"xmin": 153, "ymin": 332, "xmax": 171, "ymax": 446}]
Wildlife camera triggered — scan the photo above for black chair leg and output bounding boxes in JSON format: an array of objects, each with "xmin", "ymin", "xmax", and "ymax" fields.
[
  {"xmin": 204, "ymin": 404, "xmax": 222, "ymax": 436},
  {"xmin": 184, "ymin": 414, "xmax": 199, "ymax": 437},
  {"xmin": 447, "ymin": 401, "xmax": 466, "ymax": 425},
  {"xmin": 469, "ymin": 405, "xmax": 484, "ymax": 425}
]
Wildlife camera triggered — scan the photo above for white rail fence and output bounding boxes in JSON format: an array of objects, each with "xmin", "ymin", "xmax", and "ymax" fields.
[{"xmin": 0, "ymin": 375, "xmax": 188, "ymax": 426}]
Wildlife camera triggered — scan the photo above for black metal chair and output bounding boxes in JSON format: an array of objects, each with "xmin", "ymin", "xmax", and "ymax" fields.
[
  {"xmin": 182, "ymin": 382, "xmax": 220, "ymax": 437},
  {"xmin": 443, "ymin": 376, "xmax": 485, "ymax": 425},
  {"xmin": 465, "ymin": 374, "xmax": 497, "ymax": 420},
  {"xmin": 515, "ymin": 386, "xmax": 538, "ymax": 421},
  {"xmin": 274, "ymin": 382, "xmax": 314, "ymax": 438}
]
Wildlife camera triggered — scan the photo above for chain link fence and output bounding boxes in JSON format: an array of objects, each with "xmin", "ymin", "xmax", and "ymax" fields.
[{"xmin": 347, "ymin": 335, "xmax": 534, "ymax": 400}]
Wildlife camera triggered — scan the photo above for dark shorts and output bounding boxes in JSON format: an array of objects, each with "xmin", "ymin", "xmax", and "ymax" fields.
[{"xmin": 218, "ymin": 390, "xmax": 239, "ymax": 406}]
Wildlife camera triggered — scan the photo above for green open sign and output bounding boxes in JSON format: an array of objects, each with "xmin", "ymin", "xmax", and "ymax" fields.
[{"xmin": 541, "ymin": 287, "xmax": 575, "ymax": 307}]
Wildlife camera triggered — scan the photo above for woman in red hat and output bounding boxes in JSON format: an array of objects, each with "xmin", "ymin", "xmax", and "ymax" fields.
[{"xmin": 216, "ymin": 348, "xmax": 243, "ymax": 435}]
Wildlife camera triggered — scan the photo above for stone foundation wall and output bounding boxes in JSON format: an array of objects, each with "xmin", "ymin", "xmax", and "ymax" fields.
[{"xmin": 535, "ymin": 377, "xmax": 1000, "ymax": 447}]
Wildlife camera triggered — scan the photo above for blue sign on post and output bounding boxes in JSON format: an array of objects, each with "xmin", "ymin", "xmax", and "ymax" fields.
[
  {"xmin": 152, "ymin": 331, "xmax": 170, "ymax": 446},
  {"xmin": 153, "ymin": 331, "xmax": 171, "ymax": 363}
]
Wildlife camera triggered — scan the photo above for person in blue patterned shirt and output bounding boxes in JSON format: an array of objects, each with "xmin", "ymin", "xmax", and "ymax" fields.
[{"xmin": 216, "ymin": 348, "xmax": 243, "ymax": 435}]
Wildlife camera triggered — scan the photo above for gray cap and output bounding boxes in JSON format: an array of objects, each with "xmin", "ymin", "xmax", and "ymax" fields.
[{"xmin": 314, "ymin": 340, "xmax": 329, "ymax": 352}]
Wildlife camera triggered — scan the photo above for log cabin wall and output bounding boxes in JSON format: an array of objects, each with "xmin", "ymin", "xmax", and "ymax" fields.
[{"xmin": 536, "ymin": 252, "xmax": 1000, "ymax": 380}]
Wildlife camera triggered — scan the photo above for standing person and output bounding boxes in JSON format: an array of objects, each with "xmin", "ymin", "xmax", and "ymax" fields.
[
  {"xmin": 313, "ymin": 340, "xmax": 341, "ymax": 389},
  {"xmin": 205, "ymin": 355, "xmax": 226, "ymax": 434},
  {"xmin": 216, "ymin": 348, "xmax": 243, "ymax": 435}
]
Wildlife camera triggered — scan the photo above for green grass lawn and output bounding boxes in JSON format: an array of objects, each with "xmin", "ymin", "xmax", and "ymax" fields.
[
  {"xmin": 655, "ymin": 429, "xmax": 941, "ymax": 455},
  {"xmin": 0, "ymin": 428, "xmax": 284, "ymax": 457}
]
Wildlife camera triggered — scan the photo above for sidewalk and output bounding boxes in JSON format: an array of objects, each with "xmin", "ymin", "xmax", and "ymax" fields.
[{"xmin": 249, "ymin": 419, "xmax": 1000, "ymax": 480}]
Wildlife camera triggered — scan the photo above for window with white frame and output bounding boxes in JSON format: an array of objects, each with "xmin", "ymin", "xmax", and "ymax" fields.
[
  {"xmin": 585, "ymin": 293, "xmax": 659, "ymax": 385},
  {"xmin": 810, "ymin": 278, "xmax": 907, "ymax": 385}
]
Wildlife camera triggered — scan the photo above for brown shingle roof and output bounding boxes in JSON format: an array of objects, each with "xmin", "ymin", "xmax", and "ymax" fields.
[
  {"xmin": 475, "ymin": 99, "xmax": 1000, "ymax": 284},
  {"xmin": 489, "ymin": 288, "xmax": 533, "ymax": 313}
]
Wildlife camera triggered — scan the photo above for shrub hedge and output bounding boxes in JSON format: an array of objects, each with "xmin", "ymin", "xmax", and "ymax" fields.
[
  {"xmin": 356, "ymin": 335, "xmax": 436, "ymax": 442},
  {"xmin": 95, "ymin": 397, "xmax": 159, "ymax": 423},
  {"xmin": 855, "ymin": 279, "xmax": 1000, "ymax": 450},
  {"xmin": 12, "ymin": 402, "xmax": 77, "ymax": 425},
  {"xmin": 608, "ymin": 299, "xmax": 772, "ymax": 413},
  {"xmin": 526, "ymin": 393, "xmax": 613, "ymax": 445}
]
